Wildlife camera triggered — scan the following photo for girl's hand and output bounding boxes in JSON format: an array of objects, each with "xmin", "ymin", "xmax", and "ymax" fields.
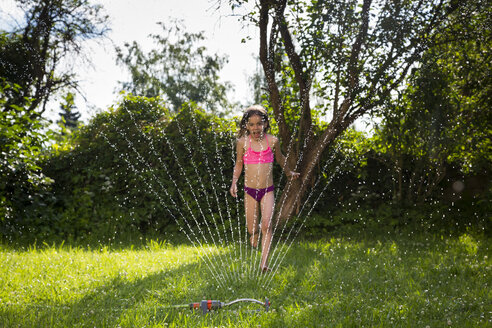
[
  {"xmin": 230, "ymin": 183, "xmax": 238, "ymax": 198},
  {"xmin": 289, "ymin": 171, "xmax": 300, "ymax": 180}
]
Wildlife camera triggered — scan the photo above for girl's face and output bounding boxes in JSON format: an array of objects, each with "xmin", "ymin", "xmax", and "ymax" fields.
[{"xmin": 246, "ymin": 114, "xmax": 266, "ymax": 140}]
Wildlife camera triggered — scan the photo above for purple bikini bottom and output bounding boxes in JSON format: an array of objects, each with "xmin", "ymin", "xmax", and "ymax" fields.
[{"xmin": 244, "ymin": 185, "xmax": 274, "ymax": 202}]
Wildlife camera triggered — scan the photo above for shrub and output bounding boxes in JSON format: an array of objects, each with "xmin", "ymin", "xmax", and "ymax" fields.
[{"xmin": 38, "ymin": 95, "xmax": 237, "ymax": 241}]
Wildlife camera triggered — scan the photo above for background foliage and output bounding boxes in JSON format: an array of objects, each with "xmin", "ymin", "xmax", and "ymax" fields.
[
  {"xmin": 6, "ymin": 96, "xmax": 237, "ymax": 243},
  {"xmin": 115, "ymin": 20, "xmax": 233, "ymax": 114},
  {"xmin": 0, "ymin": 0, "xmax": 490, "ymax": 243},
  {"xmin": 0, "ymin": 0, "xmax": 108, "ymax": 116},
  {"xmin": 1, "ymin": 93, "xmax": 489, "ymax": 243}
]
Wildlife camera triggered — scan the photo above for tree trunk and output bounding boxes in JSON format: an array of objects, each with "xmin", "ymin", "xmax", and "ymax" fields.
[
  {"xmin": 252, "ymin": 0, "xmax": 461, "ymax": 222},
  {"xmin": 275, "ymin": 123, "xmax": 343, "ymax": 222}
]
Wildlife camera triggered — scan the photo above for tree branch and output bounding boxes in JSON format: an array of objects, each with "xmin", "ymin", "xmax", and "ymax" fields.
[
  {"xmin": 258, "ymin": 0, "xmax": 290, "ymax": 146},
  {"xmin": 275, "ymin": 1, "xmax": 310, "ymax": 113},
  {"xmin": 345, "ymin": 0, "xmax": 462, "ymax": 124},
  {"xmin": 346, "ymin": 0, "xmax": 372, "ymax": 91},
  {"xmin": 274, "ymin": 0, "xmax": 315, "ymax": 159}
]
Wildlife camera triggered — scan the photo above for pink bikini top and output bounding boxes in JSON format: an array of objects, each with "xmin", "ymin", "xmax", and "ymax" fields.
[{"xmin": 243, "ymin": 135, "xmax": 274, "ymax": 164}]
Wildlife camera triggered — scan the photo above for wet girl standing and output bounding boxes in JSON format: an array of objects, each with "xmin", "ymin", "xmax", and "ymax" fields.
[{"xmin": 230, "ymin": 105, "xmax": 299, "ymax": 272}]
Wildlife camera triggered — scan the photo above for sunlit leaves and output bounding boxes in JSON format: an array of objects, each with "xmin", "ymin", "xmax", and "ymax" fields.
[
  {"xmin": 0, "ymin": 0, "xmax": 109, "ymax": 116},
  {"xmin": 372, "ymin": 0, "xmax": 491, "ymax": 204},
  {"xmin": 115, "ymin": 20, "xmax": 233, "ymax": 114},
  {"xmin": 0, "ymin": 79, "xmax": 53, "ymax": 222}
]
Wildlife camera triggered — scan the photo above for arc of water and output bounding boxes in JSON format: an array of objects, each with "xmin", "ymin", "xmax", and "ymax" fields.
[
  {"xmin": 209, "ymin": 123, "xmax": 244, "ymax": 280},
  {"xmin": 121, "ymin": 110, "xmax": 235, "ymax": 283},
  {"xmin": 256, "ymin": 113, "xmax": 334, "ymax": 282},
  {"xmin": 228, "ymin": 137, "xmax": 246, "ymax": 277},
  {"xmin": 235, "ymin": 138, "xmax": 253, "ymax": 280},
  {"xmin": 188, "ymin": 113, "xmax": 239, "ymax": 281},
  {"xmin": 257, "ymin": 138, "xmax": 324, "ymax": 283},
  {"xmin": 261, "ymin": 167, "xmax": 342, "ymax": 289},
  {"xmin": 170, "ymin": 113, "xmax": 236, "ymax": 283},
  {"xmin": 266, "ymin": 137, "xmax": 339, "ymax": 272},
  {"xmin": 248, "ymin": 142, "xmax": 261, "ymax": 278},
  {"xmin": 101, "ymin": 137, "xmax": 226, "ymax": 288},
  {"xmin": 104, "ymin": 115, "xmax": 228, "ymax": 287},
  {"xmin": 249, "ymin": 193, "xmax": 261, "ymax": 278},
  {"xmin": 261, "ymin": 150, "xmax": 347, "ymax": 288},
  {"xmin": 109, "ymin": 123, "xmax": 229, "ymax": 286}
]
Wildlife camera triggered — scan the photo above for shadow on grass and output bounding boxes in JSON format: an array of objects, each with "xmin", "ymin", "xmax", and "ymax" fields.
[
  {"xmin": 1, "ymin": 243, "xmax": 302, "ymax": 327},
  {"xmin": 2, "ymin": 230, "xmax": 488, "ymax": 327},
  {"xmin": 258, "ymin": 231, "xmax": 490, "ymax": 327}
]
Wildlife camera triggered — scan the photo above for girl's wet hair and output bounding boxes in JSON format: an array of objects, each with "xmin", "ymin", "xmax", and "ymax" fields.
[{"xmin": 238, "ymin": 105, "xmax": 270, "ymax": 138}]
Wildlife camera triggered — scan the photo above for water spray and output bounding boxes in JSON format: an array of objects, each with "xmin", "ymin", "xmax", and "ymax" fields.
[{"xmin": 171, "ymin": 298, "xmax": 270, "ymax": 314}]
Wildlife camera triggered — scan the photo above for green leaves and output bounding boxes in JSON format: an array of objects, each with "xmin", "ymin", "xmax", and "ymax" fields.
[
  {"xmin": 0, "ymin": 79, "xmax": 53, "ymax": 225},
  {"xmin": 0, "ymin": 0, "xmax": 109, "ymax": 116},
  {"xmin": 115, "ymin": 20, "xmax": 233, "ymax": 114},
  {"xmin": 20, "ymin": 96, "xmax": 239, "ymax": 241}
]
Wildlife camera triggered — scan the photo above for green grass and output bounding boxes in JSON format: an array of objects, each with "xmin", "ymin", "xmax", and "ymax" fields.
[{"xmin": 1, "ymin": 232, "xmax": 490, "ymax": 327}]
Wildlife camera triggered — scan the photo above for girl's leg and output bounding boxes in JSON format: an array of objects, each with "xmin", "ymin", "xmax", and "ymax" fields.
[
  {"xmin": 259, "ymin": 190, "xmax": 275, "ymax": 270},
  {"xmin": 244, "ymin": 192, "xmax": 260, "ymax": 247}
]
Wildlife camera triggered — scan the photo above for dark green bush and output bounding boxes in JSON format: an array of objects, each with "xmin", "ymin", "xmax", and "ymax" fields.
[
  {"xmin": 0, "ymin": 79, "xmax": 56, "ymax": 240},
  {"xmin": 2, "ymin": 92, "xmax": 489, "ymax": 244},
  {"xmin": 305, "ymin": 128, "xmax": 490, "ymax": 237},
  {"xmin": 10, "ymin": 95, "xmax": 238, "ymax": 242}
]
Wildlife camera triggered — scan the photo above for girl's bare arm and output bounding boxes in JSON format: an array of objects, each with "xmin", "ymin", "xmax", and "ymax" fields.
[
  {"xmin": 272, "ymin": 136, "xmax": 300, "ymax": 179},
  {"xmin": 230, "ymin": 138, "xmax": 245, "ymax": 197}
]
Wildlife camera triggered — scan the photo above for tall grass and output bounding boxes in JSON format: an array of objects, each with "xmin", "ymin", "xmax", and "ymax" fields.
[{"xmin": 1, "ymin": 231, "xmax": 489, "ymax": 327}]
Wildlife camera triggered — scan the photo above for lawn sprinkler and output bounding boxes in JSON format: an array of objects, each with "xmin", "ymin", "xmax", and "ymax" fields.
[{"xmin": 171, "ymin": 298, "xmax": 270, "ymax": 314}]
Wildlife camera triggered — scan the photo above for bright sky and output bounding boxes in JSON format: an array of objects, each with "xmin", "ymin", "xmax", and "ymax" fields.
[
  {"xmin": 1, "ymin": 0, "xmax": 373, "ymax": 130},
  {"xmin": 1, "ymin": 0, "xmax": 259, "ymax": 121}
]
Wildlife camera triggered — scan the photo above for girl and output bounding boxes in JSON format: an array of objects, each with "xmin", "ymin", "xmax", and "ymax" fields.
[{"xmin": 230, "ymin": 105, "xmax": 299, "ymax": 272}]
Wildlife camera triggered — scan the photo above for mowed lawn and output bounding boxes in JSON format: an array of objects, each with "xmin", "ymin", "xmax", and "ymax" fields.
[{"xmin": 1, "ymin": 232, "xmax": 490, "ymax": 327}]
